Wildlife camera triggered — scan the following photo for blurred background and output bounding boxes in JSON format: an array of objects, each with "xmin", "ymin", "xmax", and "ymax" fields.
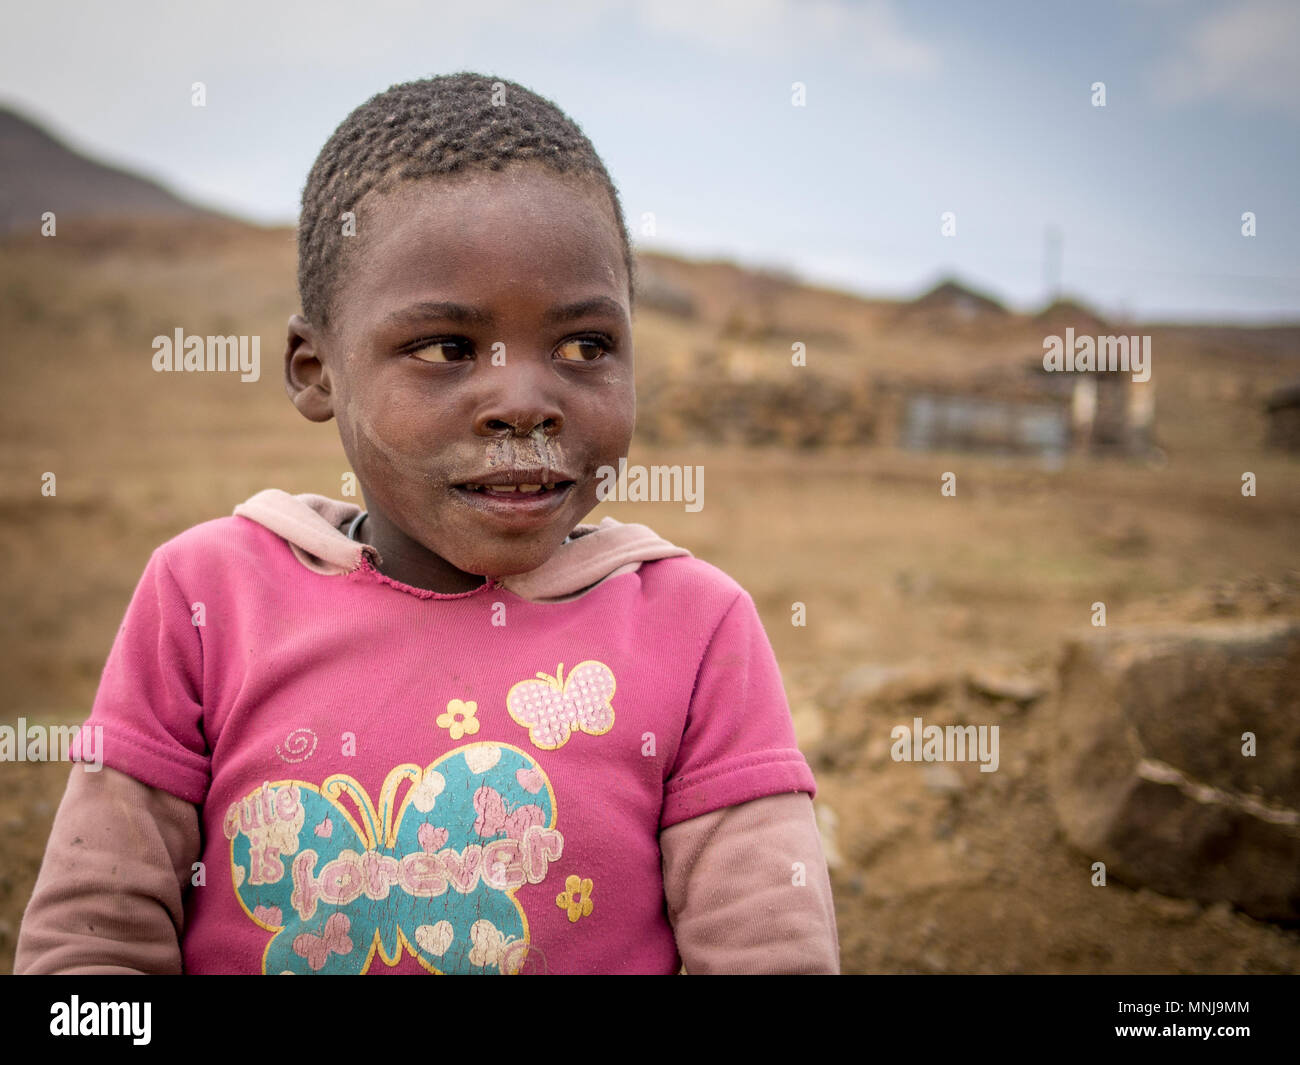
[{"xmin": 1, "ymin": 0, "xmax": 1297, "ymax": 973}]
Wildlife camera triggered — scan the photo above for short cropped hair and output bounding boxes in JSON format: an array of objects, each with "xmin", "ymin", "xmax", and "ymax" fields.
[{"xmin": 297, "ymin": 71, "xmax": 635, "ymax": 330}]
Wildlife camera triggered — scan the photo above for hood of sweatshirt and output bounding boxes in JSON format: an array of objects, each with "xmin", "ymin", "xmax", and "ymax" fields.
[{"xmin": 232, "ymin": 489, "xmax": 692, "ymax": 603}]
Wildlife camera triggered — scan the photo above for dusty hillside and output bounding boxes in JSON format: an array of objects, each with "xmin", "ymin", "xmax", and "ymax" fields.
[
  {"xmin": 0, "ymin": 109, "xmax": 233, "ymax": 235},
  {"xmin": 1, "ymin": 219, "xmax": 1298, "ymax": 973}
]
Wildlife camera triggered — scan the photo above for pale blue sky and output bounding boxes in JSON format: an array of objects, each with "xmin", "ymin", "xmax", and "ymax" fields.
[{"xmin": 2, "ymin": 0, "xmax": 1297, "ymax": 322}]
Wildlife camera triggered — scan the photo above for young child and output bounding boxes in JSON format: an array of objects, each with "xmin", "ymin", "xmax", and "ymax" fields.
[{"xmin": 15, "ymin": 73, "xmax": 838, "ymax": 975}]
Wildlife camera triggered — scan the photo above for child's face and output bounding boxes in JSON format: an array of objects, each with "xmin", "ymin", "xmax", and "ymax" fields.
[{"xmin": 286, "ymin": 164, "xmax": 635, "ymax": 586}]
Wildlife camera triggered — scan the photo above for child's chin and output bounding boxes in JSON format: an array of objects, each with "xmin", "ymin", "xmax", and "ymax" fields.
[{"xmin": 443, "ymin": 536, "xmax": 566, "ymax": 580}]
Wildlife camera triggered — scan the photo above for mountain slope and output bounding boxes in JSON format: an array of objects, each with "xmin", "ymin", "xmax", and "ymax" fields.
[{"xmin": 0, "ymin": 106, "xmax": 229, "ymax": 234}]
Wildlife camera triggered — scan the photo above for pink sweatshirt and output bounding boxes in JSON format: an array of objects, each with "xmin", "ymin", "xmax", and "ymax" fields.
[{"xmin": 15, "ymin": 491, "xmax": 838, "ymax": 974}]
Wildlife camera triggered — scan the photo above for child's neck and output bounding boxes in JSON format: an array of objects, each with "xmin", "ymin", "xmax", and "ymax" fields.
[{"xmin": 343, "ymin": 513, "xmax": 489, "ymax": 595}]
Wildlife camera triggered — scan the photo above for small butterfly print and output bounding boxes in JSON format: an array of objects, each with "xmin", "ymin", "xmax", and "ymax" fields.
[{"xmin": 506, "ymin": 661, "xmax": 616, "ymax": 750}]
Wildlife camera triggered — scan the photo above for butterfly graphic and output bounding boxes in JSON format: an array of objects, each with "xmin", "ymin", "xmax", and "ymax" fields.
[
  {"xmin": 225, "ymin": 742, "xmax": 562, "ymax": 974},
  {"xmin": 506, "ymin": 661, "xmax": 617, "ymax": 750}
]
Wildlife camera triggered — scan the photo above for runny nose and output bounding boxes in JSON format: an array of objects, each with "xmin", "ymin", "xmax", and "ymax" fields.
[{"xmin": 484, "ymin": 426, "xmax": 568, "ymax": 478}]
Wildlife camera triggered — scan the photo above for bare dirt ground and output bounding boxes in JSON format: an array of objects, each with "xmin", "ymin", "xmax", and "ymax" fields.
[{"xmin": 1, "ymin": 221, "xmax": 1297, "ymax": 972}]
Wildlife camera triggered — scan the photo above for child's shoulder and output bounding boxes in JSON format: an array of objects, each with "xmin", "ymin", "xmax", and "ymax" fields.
[
  {"xmin": 632, "ymin": 550, "xmax": 755, "ymax": 614},
  {"xmin": 147, "ymin": 510, "xmax": 293, "ymax": 578},
  {"xmin": 148, "ymin": 489, "xmax": 364, "ymax": 580},
  {"xmin": 638, "ymin": 551, "xmax": 744, "ymax": 594}
]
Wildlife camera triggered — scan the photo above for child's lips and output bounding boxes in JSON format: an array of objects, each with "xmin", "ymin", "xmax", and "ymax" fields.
[
  {"xmin": 453, "ymin": 466, "xmax": 577, "ymax": 490},
  {"xmin": 450, "ymin": 480, "xmax": 576, "ymax": 526}
]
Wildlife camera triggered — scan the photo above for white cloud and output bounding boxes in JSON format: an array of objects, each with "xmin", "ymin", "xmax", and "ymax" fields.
[
  {"xmin": 1148, "ymin": 0, "xmax": 1300, "ymax": 114},
  {"xmin": 629, "ymin": 0, "xmax": 940, "ymax": 74}
]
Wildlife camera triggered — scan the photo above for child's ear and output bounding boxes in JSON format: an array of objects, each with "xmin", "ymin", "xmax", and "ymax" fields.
[{"xmin": 284, "ymin": 314, "xmax": 335, "ymax": 423}]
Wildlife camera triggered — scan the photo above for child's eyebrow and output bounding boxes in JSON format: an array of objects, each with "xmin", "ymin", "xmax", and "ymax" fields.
[{"xmin": 381, "ymin": 297, "xmax": 625, "ymax": 329}]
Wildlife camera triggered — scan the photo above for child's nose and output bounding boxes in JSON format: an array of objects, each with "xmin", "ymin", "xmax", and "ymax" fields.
[
  {"xmin": 478, "ymin": 410, "xmax": 563, "ymax": 436},
  {"xmin": 472, "ymin": 364, "xmax": 564, "ymax": 437}
]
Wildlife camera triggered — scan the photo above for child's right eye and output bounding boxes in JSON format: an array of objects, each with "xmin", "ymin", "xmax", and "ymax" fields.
[{"xmin": 409, "ymin": 339, "xmax": 472, "ymax": 363}]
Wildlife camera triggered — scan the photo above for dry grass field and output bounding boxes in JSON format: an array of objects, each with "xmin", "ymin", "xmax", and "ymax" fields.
[{"xmin": 1, "ymin": 219, "xmax": 1297, "ymax": 972}]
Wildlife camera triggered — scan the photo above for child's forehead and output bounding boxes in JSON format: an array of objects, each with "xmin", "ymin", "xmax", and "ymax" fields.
[
  {"xmin": 327, "ymin": 169, "xmax": 628, "ymax": 330},
  {"xmin": 344, "ymin": 171, "xmax": 624, "ymax": 286},
  {"xmin": 359, "ymin": 165, "xmax": 614, "ymax": 231}
]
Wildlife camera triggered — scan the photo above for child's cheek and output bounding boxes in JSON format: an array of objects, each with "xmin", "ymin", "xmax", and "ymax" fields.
[{"xmin": 351, "ymin": 411, "xmax": 445, "ymax": 483}]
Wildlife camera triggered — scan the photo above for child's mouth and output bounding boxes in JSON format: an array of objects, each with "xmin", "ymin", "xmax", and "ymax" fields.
[
  {"xmin": 460, "ymin": 482, "xmax": 567, "ymax": 494},
  {"xmin": 451, "ymin": 478, "xmax": 577, "ymax": 525}
]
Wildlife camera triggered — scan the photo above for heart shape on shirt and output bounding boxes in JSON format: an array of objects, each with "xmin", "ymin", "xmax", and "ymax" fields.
[
  {"xmin": 463, "ymin": 744, "xmax": 501, "ymax": 775},
  {"xmin": 253, "ymin": 904, "xmax": 283, "ymax": 928},
  {"xmin": 414, "ymin": 921, "xmax": 454, "ymax": 958},
  {"xmin": 417, "ymin": 823, "xmax": 450, "ymax": 854},
  {"xmin": 516, "ymin": 767, "xmax": 545, "ymax": 794}
]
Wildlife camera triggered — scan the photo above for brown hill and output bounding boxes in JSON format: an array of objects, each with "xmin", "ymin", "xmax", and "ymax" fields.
[
  {"xmin": 0, "ymin": 105, "xmax": 231, "ymax": 235},
  {"xmin": 911, "ymin": 277, "xmax": 1008, "ymax": 318},
  {"xmin": 889, "ymin": 276, "xmax": 1012, "ymax": 339},
  {"xmin": 1034, "ymin": 296, "xmax": 1111, "ymax": 336}
]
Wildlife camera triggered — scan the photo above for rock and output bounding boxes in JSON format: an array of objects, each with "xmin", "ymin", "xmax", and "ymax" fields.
[
  {"xmin": 1135, "ymin": 889, "xmax": 1201, "ymax": 923},
  {"xmin": 839, "ymin": 663, "xmax": 952, "ymax": 706},
  {"xmin": 966, "ymin": 665, "xmax": 1049, "ymax": 708},
  {"xmin": 922, "ymin": 763, "xmax": 963, "ymax": 795},
  {"xmin": 1049, "ymin": 619, "xmax": 1300, "ymax": 921},
  {"xmin": 838, "ymin": 664, "xmax": 908, "ymax": 699}
]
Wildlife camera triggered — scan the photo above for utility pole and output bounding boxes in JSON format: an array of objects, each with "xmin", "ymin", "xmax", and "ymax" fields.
[{"xmin": 1044, "ymin": 225, "xmax": 1063, "ymax": 304}]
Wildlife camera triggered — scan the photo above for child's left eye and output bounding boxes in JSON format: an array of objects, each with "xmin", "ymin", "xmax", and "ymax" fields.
[{"xmin": 556, "ymin": 338, "xmax": 610, "ymax": 362}]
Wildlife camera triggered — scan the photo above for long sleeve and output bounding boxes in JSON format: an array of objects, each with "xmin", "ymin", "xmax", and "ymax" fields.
[
  {"xmin": 660, "ymin": 792, "xmax": 839, "ymax": 974},
  {"xmin": 14, "ymin": 765, "xmax": 199, "ymax": 975}
]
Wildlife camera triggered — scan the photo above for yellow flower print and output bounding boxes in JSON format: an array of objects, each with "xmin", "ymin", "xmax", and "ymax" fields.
[
  {"xmin": 555, "ymin": 874, "xmax": 594, "ymax": 923},
  {"xmin": 436, "ymin": 699, "xmax": 480, "ymax": 741}
]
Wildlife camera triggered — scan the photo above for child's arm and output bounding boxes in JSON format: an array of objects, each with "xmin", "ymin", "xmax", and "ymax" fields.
[
  {"xmin": 656, "ymin": 578, "xmax": 840, "ymax": 974},
  {"xmin": 661, "ymin": 792, "xmax": 839, "ymax": 974},
  {"xmin": 16, "ymin": 542, "xmax": 210, "ymax": 975},
  {"xmin": 14, "ymin": 765, "xmax": 197, "ymax": 974}
]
